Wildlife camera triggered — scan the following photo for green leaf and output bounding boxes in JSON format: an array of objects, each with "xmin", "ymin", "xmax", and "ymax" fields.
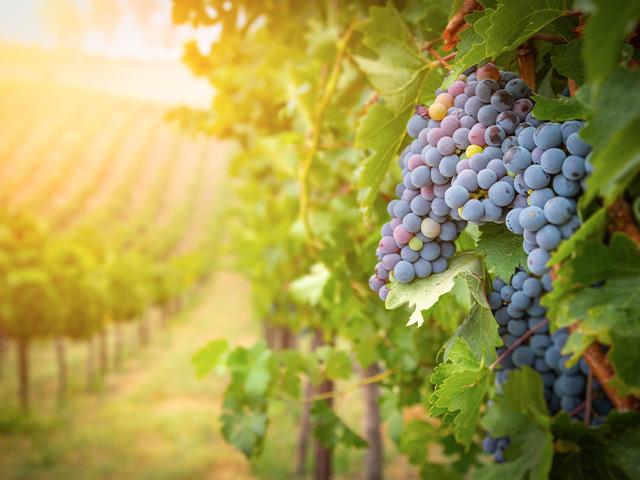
[
  {"xmin": 444, "ymin": 302, "xmax": 501, "ymax": 365},
  {"xmin": 386, "ymin": 252, "xmax": 485, "ymax": 327},
  {"xmin": 550, "ymin": 411, "xmax": 640, "ymax": 479},
  {"xmin": 475, "ymin": 368, "xmax": 552, "ymax": 480},
  {"xmin": 583, "ymin": 0, "xmax": 640, "ymax": 86},
  {"xmin": 355, "ymin": 103, "xmax": 410, "ymax": 216},
  {"xmin": 430, "ymin": 338, "xmax": 492, "ymax": 447},
  {"xmin": 531, "ymin": 94, "xmax": 589, "ymax": 122},
  {"xmin": 477, "ymin": 223, "xmax": 527, "ymax": 281},
  {"xmin": 549, "ymin": 207, "xmax": 606, "ymax": 265},
  {"xmin": 192, "ymin": 339, "xmax": 228, "ymax": 378},
  {"xmin": 583, "ymin": 117, "xmax": 640, "ymax": 205},
  {"xmin": 354, "ymin": 5, "xmax": 432, "ymax": 114},
  {"xmin": 551, "ymin": 38, "xmax": 585, "ymax": 85},
  {"xmin": 311, "ymin": 401, "xmax": 367, "ymax": 450},
  {"xmin": 221, "ymin": 411, "xmax": 267, "ymax": 457},
  {"xmin": 444, "ymin": 0, "xmax": 566, "ymax": 85},
  {"xmin": 290, "ymin": 263, "xmax": 331, "ymax": 306},
  {"xmin": 324, "ymin": 349, "xmax": 352, "ymax": 380},
  {"xmin": 544, "ymin": 234, "xmax": 640, "ymax": 393}
]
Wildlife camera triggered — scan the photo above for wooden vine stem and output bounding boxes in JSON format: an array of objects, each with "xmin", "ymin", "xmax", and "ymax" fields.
[
  {"xmin": 442, "ymin": 0, "xmax": 482, "ymax": 50},
  {"xmin": 517, "ymin": 40, "xmax": 537, "ymax": 91}
]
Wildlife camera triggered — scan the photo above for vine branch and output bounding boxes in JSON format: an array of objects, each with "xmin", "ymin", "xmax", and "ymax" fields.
[{"xmin": 443, "ymin": 0, "xmax": 482, "ymax": 50}]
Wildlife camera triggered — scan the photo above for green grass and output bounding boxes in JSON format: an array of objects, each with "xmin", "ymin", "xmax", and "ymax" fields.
[{"xmin": 0, "ymin": 271, "xmax": 418, "ymax": 480}]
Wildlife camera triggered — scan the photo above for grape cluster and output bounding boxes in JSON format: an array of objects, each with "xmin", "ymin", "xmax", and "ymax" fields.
[
  {"xmin": 483, "ymin": 269, "xmax": 613, "ymax": 462},
  {"xmin": 503, "ymin": 120, "xmax": 591, "ymax": 275},
  {"xmin": 369, "ymin": 63, "xmax": 537, "ymax": 299}
]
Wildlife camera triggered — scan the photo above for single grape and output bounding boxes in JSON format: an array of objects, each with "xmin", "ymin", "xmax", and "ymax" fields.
[
  {"xmin": 431, "ymin": 197, "xmax": 450, "ymax": 217},
  {"xmin": 540, "ymin": 148, "xmax": 566, "ymax": 174},
  {"xmin": 516, "ymin": 127, "xmax": 536, "ymax": 151},
  {"xmin": 482, "ymin": 199, "xmax": 502, "ymax": 221},
  {"xmin": 410, "ymin": 195, "xmax": 431, "ymax": 215},
  {"xmin": 379, "ymin": 236, "xmax": 398, "ymax": 254},
  {"xmin": 468, "ymin": 124, "xmax": 487, "ymax": 146},
  {"xmin": 444, "ymin": 185, "xmax": 469, "ymax": 209},
  {"xmin": 477, "ymin": 168, "xmax": 498, "ymax": 189},
  {"xmin": 432, "ymin": 257, "xmax": 448, "ymax": 273},
  {"xmin": 401, "ymin": 246, "xmax": 419, "ymax": 262},
  {"xmin": 500, "ymin": 285, "xmax": 515, "ymax": 302},
  {"xmin": 513, "ymin": 98, "xmax": 533, "ymax": 120},
  {"xmin": 468, "ymin": 153, "xmax": 489, "ymax": 172},
  {"xmin": 505, "ymin": 78, "xmax": 530, "ymax": 99},
  {"xmin": 511, "ymin": 291, "xmax": 532, "ymax": 310},
  {"xmin": 533, "ymin": 123, "xmax": 562, "ymax": 149},
  {"xmin": 484, "ymin": 146, "xmax": 503, "ymax": 160},
  {"xmin": 410, "ymin": 166, "xmax": 432, "ymax": 188},
  {"xmin": 460, "ymin": 115, "xmax": 476, "ymax": 129},
  {"xmin": 514, "ymin": 173, "xmax": 528, "ymax": 195},
  {"xmin": 437, "ymin": 136, "xmax": 456, "ymax": 155},
  {"xmin": 488, "ymin": 181, "xmax": 515, "ymax": 207},
  {"xmin": 527, "ymin": 248, "xmax": 550, "ymax": 275},
  {"xmin": 506, "ymin": 302, "xmax": 524, "ymax": 318},
  {"xmin": 369, "ymin": 275, "xmax": 385, "ymax": 292},
  {"xmin": 528, "ymin": 188, "xmax": 555, "ymax": 208},
  {"xmin": 488, "ymin": 291, "xmax": 502, "ymax": 309},
  {"xmin": 452, "ymin": 127, "xmax": 471, "ymax": 149},
  {"xmin": 530, "ymin": 334, "xmax": 551, "ymax": 356},
  {"xmin": 393, "ymin": 224, "xmax": 413, "ymax": 245},
  {"xmin": 407, "ymin": 114, "xmax": 428, "ymax": 137},
  {"xmin": 421, "ymin": 218, "xmax": 441, "ymax": 239},
  {"xmin": 394, "ymin": 260, "xmax": 416, "ymax": 283},
  {"xmin": 507, "ymin": 319, "xmax": 527, "ymax": 336},
  {"xmin": 440, "ymin": 115, "xmax": 461, "ymax": 136},
  {"xmin": 558, "ymin": 375, "xmax": 585, "ymax": 396},
  {"xmin": 475, "ymin": 79, "xmax": 500, "ymax": 102},
  {"xmin": 503, "ymin": 146, "xmax": 532, "ymax": 174},
  {"xmin": 562, "ymin": 155, "xmax": 586, "ymax": 180},
  {"xmin": 423, "ymin": 146, "xmax": 442, "ymax": 167},
  {"xmin": 512, "ymin": 346, "xmax": 535, "ymax": 366},
  {"xmin": 428, "ymin": 102, "xmax": 447, "ymax": 121},
  {"xmin": 408, "ymin": 236, "xmax": 423, "ymax": 251},
  {"xmin": 496, "ymin": 110, "xmax": 518, "ymax": 134},
  {"xmin": 544, "ymin": 197, "xmax": 573, "ymax": 225},
  {"xmin": 485, "ymin": 125, "xmax": 507, "ymax": 146},
  {"xmin": 524, "ymin": 164, "xmax": 550, "ymax": 189},
  {"xmin": 439, "ymin": 221, "xmax": 458, "ymax": 241},
  {"xmin": 486, "ymin": 158, "xmax": 507, "ymax": 177},
  {"xmin": 430, "ymin": 168, "xmax": 448, "ymax": 185},
  {"xmin": 378, "ymin": 285, "xmax": 389, "ymax": 301},
  {"xmin": 477, "ymin": 63, "xmax": 500, "ymax": 81},
  {"xmin": 505, "ymin": 208, "xmax": 524, "ymax": 234},
  {"xmin": 439, "ymin": 154, "xmax": 459, "ymax": 177},
  {"xmin": 490, "ymin": 89, "xmax": 515, "ymax": 112},
  {"xmin": 536, "ymin": 224, "xmax": 561, "ymax": 250},
  {"xmin": 478, "ymin": 105, "xmax": 499, "ymax": 126},
  {"xmin": 455, "ymin": 169, "xmax": 479, "ymax": 191},
  {"xmin": 414, "ymin": 258, "xmax": 432, "ymax": 278},
  {"xmin": 461, "ymin": 198, "xmax": 484, "ymax": 222},
  {"xmin": 522, "ymin": 277, "xmax": 542, "ymax": 297},
  {"xmin": 464, "ymin": 96, "xmax": 485, "ymax": 119},
  {"xmin": 566, "ymin": 132, "xmax": 591, "ymax": 156},
  {"xmin": 552, "ymin": 174, "xmax": 580, "ymax": 197}
]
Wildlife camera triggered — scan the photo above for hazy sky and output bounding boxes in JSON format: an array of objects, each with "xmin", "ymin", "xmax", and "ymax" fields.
[{"xmin": 0, "ymin": 0, "xmax": 217, "ymax": 60}]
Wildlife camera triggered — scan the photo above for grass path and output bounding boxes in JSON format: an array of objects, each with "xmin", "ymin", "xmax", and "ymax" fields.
[{"xmin": 0, "ymin": 272, "xmax": 258, "ymax": 480}]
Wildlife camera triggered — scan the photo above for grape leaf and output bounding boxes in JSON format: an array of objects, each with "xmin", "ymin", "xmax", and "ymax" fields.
[
  {"xmin": 444, "ymin": 0, "xmax": 566, "ymax": 85},
  {"xmin": 221, "ymin": 411, "xmax": 268, "ymax": 457},
  {"xmin": 531, "ymin": 94, "xmax": 589, "ymax": 122},
  {"xmin": 429, "ymin": 338, "xmax": 492, "ymax": 447},
  {"xmin": 355, "ymin": 103, "xmax": 410, "ymax": 216},
  {"xmin": 324, "ymin": 349, "xmax": 352, "ymax": 380},
  {"xmin": 551, "ymin": 38, "xmax": 585, "ymax": 85},
  {"xmin": 354, "ymin": 5, "xmax": 433, "ymax": 114},
  {"xmin": 583, "ymin": 0, "xmax": 640, "ymax": 86},
  {"xmin": 444, "ymin": 302, "xmax": 501, "ymax": 365},
  {"xmin": 549, "ymin": 207, "xmax": 606, "ymax": 265},
  {"xmin": 477, "ymin": 223, "xmax": 527, "ymax": 281},
  {"xmin": 544, "ymin": 234, "xmax": 640, "ymax": 393},
  {"xmin": 192, "ymin": 338, "xmax": 228, "ymax": 378},
  {"xmin": 289, "ymin": 263, "xmax": 331, "ymax": 306},
  {"xmin": 386, "ymin": 252, "xmax": 485, "ymax": 327},
  {"xmin": 583, "ymin": 117, "xmax": 640, "ymax": 205},
  {"xmin": 550, "ymin": 411, "xmax": 640, "ymax": 479},
  {"xmin": 311, "ymin": 401, "xmax": 368, "ymax": 449},
  {"xmin": 475, "ymin": 368, "xmax": 552, "ymax": 480}
]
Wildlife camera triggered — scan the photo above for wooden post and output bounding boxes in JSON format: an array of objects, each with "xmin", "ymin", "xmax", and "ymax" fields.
[
  {"xmin": 55, "ymin": 337, "xmax": 67, "ymax": 407},
  {"xmin": 363, "ymin": 363, "xmax": 383, "ymax": 480},
  {"xmin": 17, "ymin": 338, "xmax": 29, "ymax": 412},
  {"xmin": 312, "ymin": 329, "xmax": 333, "ymax": 480}
]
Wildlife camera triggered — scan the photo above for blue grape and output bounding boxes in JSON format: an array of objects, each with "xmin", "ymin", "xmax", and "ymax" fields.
[
  {"xmin": 552, "ymin": 174, "xmax": 580, "ymax": 197},
  {"xmin": 402, "ymin": 213, "xmax": 422, "ymax": 233},
  {"xmin": 544, "ymin": 197, "xmax": 573, "ymax": 225},
  {"xmin": 536, "ymin": 224, "xmax": 561, "ymax": 250},
  {"xmin": 469, "ymin": 153, "xmax": 490, "ymax": 172},
  {"xmin": 440, "ymin": 241, "xmax": 455, "ymax": 258},
  {"xmin": 507, "ymin": 319, "xmax": 527, "ymax": 336},
  {"xmin": 378, "ymin": 285, "xmax": 389, "ymax": 301},
  {"xmin": 410, "ymin": 195, "xmax": 431, "ymax": 215},
  {"xmin": 439, "ymin": 221, "xmax": 458, "ymax": 241},
  {"xmin": 562, "ymin": 155, "xmax": 586, "ymax": 180},
  {"xmin": 420, "ymin": 242, "xmax": 440, "ymax": 261},
  {"xmin": 484, "ymin": 146, "xmax": 503, "ymax": 160},
  {"xmin": 511, "ymin": 291, "xmax": 532, "ymax": 310},
  {"xmin": 530, "ymin": 334, "xmax": 551, "ymax": 355},
  {"xmin": 488, "ymin": 291, "xmax": 503, "ymax": 309},
  {"xmin": 500, "ymin": 285, "xmax": 515, "ymax": 302},
  {"xmin": 511, "ymin": 271, "xmax": 529, "ymax": 289},
  {"xmin": 477, "ymin": 168, "xmax": 498, "ymax": 189},
  {"xmin": 486, "ymin": 158, "xmax": 507, "ymax": 177},
  {"xmin": 414, "ymin": 258, "xmax": 432, "ymax": 278},
  {"xmin": 524, "ymin": 164, "xmax": 550, "ymax": 189},
  {"xmin": 522, "ymin": 277, "xmax": 542, "ymax": 297},
  {"xmin": 432, "ymin": 197, "xmax": 450, "ymax": 216},
  {"xmin": 505, "ymin": 78, "xmax": 530, "ymax": 99},
  {"xmin": 478, "ymin": 105, "xmax": 499, "ymax": 126},
  {"xmin": 514, "ymin": 173, "xmax": 528, "ymax": 194},
  {"xmin": 519, "ymin": 206, "xmax": 546, "ymax": 231},
  {"xmin": 482, "ymin": 199, "xmax": 502, "ymax": 221},
  {"xmin": 439, "ymin": 154, "xmax": 459, "ymax": 177},
  {"xmin": 423, "ymin": 147, "xmax": 442, "ymax": 167},
  {"xmin": 558, "ymin": 375, "xmax": 585, "ymax": 396},
  {"xmin": 452, "ymin": 128, "xmax": 471, "ymax": 149},
  {"xmin": 512, "ymin": 346, "xmax": 535, "ymax": 366},
  {"xmin": 444, "ymin": 185, "xmax": 469, "ymax": 209},
  {"xmin": 490, "ymin": 89, "xmax": 514, "ymax": 112},
  {"xmin": 533, "ymin": 123, "xmax": 562, "ymax": 149},
  {"xmin": 528, "ymin": 188, "xmax": 555, "ymax": 208},
  {"xmin": 503, "ymin": 146, "xmax": 532, "ymax": 174},
  {"xmin": 407, "ymin": 114, "xmax": 428, "ymax": 137},
  {"xmin": 488, "ymin": 181, "xmax": 515, "ymax": 206},
  {"xmin": 394, "ymin": 260, "xmax": 416, "ymax": 283},
  {"xmin": 410, "ymin": 166, "xmax": 432, "ymax": 188},
  {"xmin": 527, "ymin": 248, "xmax": 550, "ymax": 275},
  {"xmin": 464, "ymin": 96, "xmax": 485, "ymax": 119},
  {"xmin": 566, "ymin": 132, "xmax": 591, "ymax": 156},
  {"xmin": 506, "ymin": 303, "xmax": 524, "ymax": 318},
  {"xmin": 461, "ymin": 199, "xmax": 484, "ymax": 222},
  {"xmin": 432, "ymin": 257, "xmax": 448, "ymax": 273},
  {"xmin": 401, "ymin": 246, "xmax": 419, "ymax": 262},
  {"xmin": 540, "ymin": 148, "xmax": 566, "ymax": 174},
  {"xmin": 394, "ymin": 200, "xmax": 411, "ymax": 218},
  {"xmin": 506, "ymin": 208, "xmax": 524, "ymax": 234},
  {"xmin": 456, "ymin": 169, "xmax": 479, "ymax": 191},
  {"xmin": 475, "ymin": 79, "xmax": 500, "ymax": 102},
  {"xmin": 517, "ymin": 127, "xmax": 536, "ymax": 151}
]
